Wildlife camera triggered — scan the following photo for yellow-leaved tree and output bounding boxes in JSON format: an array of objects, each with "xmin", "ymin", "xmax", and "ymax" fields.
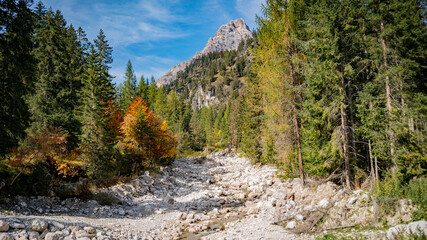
[{"xmin": 117, "ymin": 97, "xmax": 177, "ymax": 171}]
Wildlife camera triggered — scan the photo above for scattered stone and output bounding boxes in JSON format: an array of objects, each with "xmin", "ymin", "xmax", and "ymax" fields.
[
  {"xmin": 0, "ymin": 221, "xmax": 9, "ymax": 232},
  {"xmin": 31, "ymin": 220, "xmax": 48, "ymax": 233},
  {"xmin": 233, "ymin": 193, "xmax": 245, "ymax": 201},
  {"xmin": 118, "ymin": 208, "xmax": 125, "ymax": 216},
  {"xmin": 286, "ymin": 221, "xmax": 296, "ymax": 229},
  {"xmin": 247, "ymin": 192, "xmax": 258, "ymax": 199},
  {"xmin": 247, "ymin": 207, "xmax": 259, "ymax": 215},
  {"xmin": 51, "ymin": 222, "xmax": 64, "ymax": 230},
  {"xmin": 84, "ymin": 227, "xmax": 95, "ymax": 234},
  {"xmin": 9, "ymin": 223, "xmax": 25, "ymax": 229},
  {"xmin": 186, "ymin": 213, "xmax": 195, "ymax": 220},
  {"xmin": 167, "ymin": 197, "xmax": 175, "ymax": 204},
  {"xmin": 295, "ymin": 214, "xmax": 304, "ymax": 221},
  {"xmin": 75, "ymin": 230, "xmax": 94, "ymax": 238},
  {"xmin": 44, "ymin": 232, "xmax": 60, "ymax": 240},
  {"xmin": 317, "ymin": 198, "xmax": 330, "ymax": 209},
  {"xmin": 28, "ymin": 231, "xmax": 39, "ymax": 240},
  {"xmin": 0, "ymin": 233, "xmax": 12, "ymax": 240},
  {"xmin": 348, "ymin": 197, "xmax": 358, "ymax": 205}
]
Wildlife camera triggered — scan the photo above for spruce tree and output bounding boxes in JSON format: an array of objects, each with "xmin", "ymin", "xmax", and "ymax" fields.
[
  {"xmin": 119, "ymin": 60, "xmax": 137, "ymax": 111},
  {"xmin": 0, "ymin": 0, "xmax": 34, "ymax": 155},
  {"xmin": 28, "ymin": 9, "xmax": 82, "ymax": 148},
  {"xmin": 137, "ymin": 74, "xmax": 148, "ymax": 102},
  {"xmin": 78, "ymin": 29, "xmax": 116, "ymax": 177}
]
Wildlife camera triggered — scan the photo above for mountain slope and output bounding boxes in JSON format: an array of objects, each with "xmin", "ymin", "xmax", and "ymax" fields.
[{"xmin": 156, "ymin": 18, "xmax": 252, "ymax": 87}]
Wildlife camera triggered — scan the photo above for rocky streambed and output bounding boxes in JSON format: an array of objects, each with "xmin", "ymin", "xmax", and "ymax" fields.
[{"xmin": 0, "ymin": 152, "xmax": 424, "ymax": 239}]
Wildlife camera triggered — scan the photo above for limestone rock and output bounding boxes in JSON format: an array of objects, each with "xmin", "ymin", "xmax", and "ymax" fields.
[
  {"xmin": 286, "ymin": 221, "xmax": 296, "ymax": 229},
  {"xmin": 75, "ymin": 230, "xmax": 94, "ymax": 239},
  {"xmin": 31, "ymin": 220, "xmax": 48, "ymax": 233},
  {"xmin": 317, "ymin": 198, "xmax": 330, "ymax": 209},
  {"xmin": 28, "ymin": 231, "xmax": 39, "ymax": 240},
  {"xmin": 405, "ymin": 221, "xmax": 427, "ymax": 237},
  {"xmin": 44, "ymin": 232, "xmax": 60, "ymax": 240},
  {"xmin": 0, "ymin": 233, "xmax": 12, "ymax": 240},
  {"xmin": 247, "ymin": 207, "xmax": 259, "ymax": 215},
  {"xmin": 9, "ymin": 223, "xmax": 25, "ymax": 229},
  {"xmin": 387, "ymin": 224, "xmax": 407, "ymax": 239},
  {"xmin": 0, "ymin": 221, "xmax": 9, "ymax": 232},
  {"xmin": 83, "ymin": 226, "xmax": 95, "ymax": 234}
]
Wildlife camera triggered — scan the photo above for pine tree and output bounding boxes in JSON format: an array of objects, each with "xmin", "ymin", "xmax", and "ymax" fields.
[
  {"xmin": 137, "ymin": 74, "xmax": 148, "ymax": 102},
  {"xmin": 28, "ymin": 9, "xmax": 83, "ymax": 148},
  {"xmin": 363, "ymin": 0, "xmax": 427, "ymax": 182},
  {"xmin": 119, "ymin": 60, "xmax": 137, "ymax": 111},
  {"xmin": 0, "ymin": 0, "xmax": 34, "ymax": 155},
  {"xmin": 78, "ymin": 29, "xmax": 116, "ymax": 177},
  {"xmin": 146, "ymin": 76, "xmax": 157, "ymax": 107}
]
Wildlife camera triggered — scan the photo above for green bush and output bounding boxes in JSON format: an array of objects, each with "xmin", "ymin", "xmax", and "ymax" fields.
[
  {"xmin": 375, "ymin": 177, "xmax": 427, "ymax": 220},
  {"xmin": 408, "ymin": 178, "xmax": 427, "ymax": 220},
  {"xmin": 408, "ymin": 178, "xmax": 427, "ymax": 209}
]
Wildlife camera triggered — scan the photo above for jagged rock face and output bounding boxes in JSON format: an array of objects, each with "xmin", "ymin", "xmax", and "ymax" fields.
[
  {"xmin": 191, "ymin": 86, "xmax": 219, "ymax": 110},
  {"xmin": 156, "ymin": 18, "xmax": 252, "ymax": 87}
]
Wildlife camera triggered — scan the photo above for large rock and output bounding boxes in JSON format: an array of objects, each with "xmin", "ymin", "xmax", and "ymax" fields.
[
  {"xmin": 28, "ymin": 231, "xmax": 39, "ymax": 240},
  {"xmin": 31, "ymin": 220, "xmax": 48, "ymax": 232},
  {"xmin": 84, "ymin": 226, "xmax": 95, "ymax": 234},
  {"xmin": 44, "ymin": 232, "xmax": 60, "ymax": 240},
  {"xmin": 387, "ymin": 224, "xmax": 407, "ymax": 239},
  {"xmin": 0, "ymin": 221, "xmax": 9, "ymax": 232},
  {"xmin": 0, "ymin": 234, "xmax": 12, "ymax": 240},
  {"xmin": 406, "ymin": 221, "xmax": 427, "ymax": 237},
  {"xmin": 387, "ymin": 221, "xmax": 427, "ymax": 239}
]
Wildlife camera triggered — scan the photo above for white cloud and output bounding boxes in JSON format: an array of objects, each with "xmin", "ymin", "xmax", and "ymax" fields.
[
  {"xmin": 41, "ymin": 0, "xmax": 188, "ymax": 47},
  {"xmin": 135, "ymin": 55, "xmax": 179, "ymax": 65}
]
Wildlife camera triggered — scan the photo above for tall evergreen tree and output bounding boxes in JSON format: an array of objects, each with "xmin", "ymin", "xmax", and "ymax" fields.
[
  {"xmin": 27, "ymin": 9, "xmax": 82, "ymax": 148},
  {"xmin": 0, "ymin": 0, "xmax": 34, "ymax": 155},
  {"xmin": 119, "ymin": 60, "xmax": 137, "ymax": 111},
  {"xmin": 137, "ymin": 74, "xmax": 148, "ymax": 102},
  {"xmin": 78, "ymin": 29, "xmax": 116, "ymax": 177}
]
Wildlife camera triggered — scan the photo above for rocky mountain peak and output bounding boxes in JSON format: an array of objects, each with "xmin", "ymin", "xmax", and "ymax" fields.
[
  {"xmin": 214, "ymin": 18, "xmax": 250, "ymax": 38},
  {"xmin": 156, "ymin": 18, "xmax": 252, "ymax": 87}
]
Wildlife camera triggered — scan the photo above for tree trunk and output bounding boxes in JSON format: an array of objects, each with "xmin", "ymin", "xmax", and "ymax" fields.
[
  {"xmin": 340, "ymin": 77, "xmax": 351, "ymax": 190},
  {"xmin": 375, "ymin": 156, "xmax": 379, "ymax": 182},
  {"xmin": 289, "ymin": 45, "xmax": 304, "ymax": 184},
  {"xmin": 380, "ymin": 22, "xmax": 396, "ymax": 167},
  {"xmin": 368, "ymin": 140, "xmax": 375, "ymax": 185}
]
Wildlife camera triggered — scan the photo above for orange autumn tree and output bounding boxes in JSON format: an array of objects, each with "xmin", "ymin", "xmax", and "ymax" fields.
[{"xmin": 117, "ymin": 97, "xmax": 177, "ymax": 171}]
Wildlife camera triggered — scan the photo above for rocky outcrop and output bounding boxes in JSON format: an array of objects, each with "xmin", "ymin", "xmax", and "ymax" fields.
[
  {"xmin": 387, "ymin": 221, "xmax": 427, "ymax": 239},
  {"xmin": 191, "ymin": 86, "xmax": 219, "ymax": 109},
  {"xmin": 156, "ymin": 18, "xmax": 252, "ymax": 87}
]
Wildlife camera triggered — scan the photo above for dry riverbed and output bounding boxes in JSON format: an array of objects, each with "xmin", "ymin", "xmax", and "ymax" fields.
[{"xmin": 1, "ymin": 151, "xmax": 420, "ymax": 239}]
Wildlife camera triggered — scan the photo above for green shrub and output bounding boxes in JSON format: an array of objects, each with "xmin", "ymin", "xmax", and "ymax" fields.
[
  {"xmin": 316, "ymin": 234, "xmax": 337, "ymax": 240},
  {"xmin": 408, "ymin": 178, "xmax": 427, "ymax": 209},
  {"xmin": 408, "ymin": 178, "xmax": 427, "ymax": 220}
]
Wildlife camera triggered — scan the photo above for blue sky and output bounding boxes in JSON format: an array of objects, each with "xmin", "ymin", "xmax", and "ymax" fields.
[{"xmin": 40, "ymin": 0, "xmax": 264, "ymax": 85}]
